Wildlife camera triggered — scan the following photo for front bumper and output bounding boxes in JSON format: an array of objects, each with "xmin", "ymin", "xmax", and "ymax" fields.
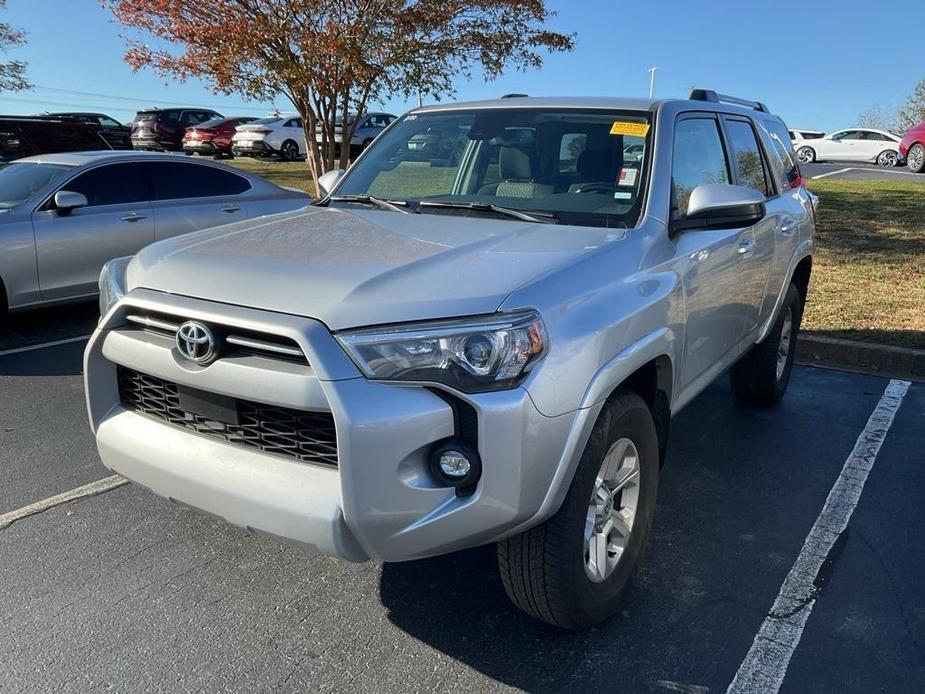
[{"xmin": 85, "ymin": 289, "xmax": 579, "ymax": 562}]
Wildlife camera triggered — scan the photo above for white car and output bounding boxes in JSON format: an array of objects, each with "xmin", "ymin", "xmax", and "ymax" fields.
[
  {"xmin": 795, "ymin": 128, "xmax": 903, "ymax": 167},
  {"xmin": 231, "ymin": 115, "xmax": 306, "ymax": 161},
  {"xmin": 315, "ymin": 112, "xmax": 397, "ymax": 156}
]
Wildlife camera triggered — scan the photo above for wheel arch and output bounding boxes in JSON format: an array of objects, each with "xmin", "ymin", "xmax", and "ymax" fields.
[{"xmin": 791, "ymin": 255, "xmax": 812, "ymax": 303}]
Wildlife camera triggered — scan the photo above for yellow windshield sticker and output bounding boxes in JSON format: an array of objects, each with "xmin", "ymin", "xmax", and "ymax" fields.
[{"xmin": 610, "ymin": 121, "xmax": 650, "ymax": 137}]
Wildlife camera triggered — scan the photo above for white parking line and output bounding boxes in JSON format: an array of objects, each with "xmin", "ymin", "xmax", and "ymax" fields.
[
  {"xmin": 726, "ymin": 378, "xmax": 911, "ymax": 694},
  {"xmin": 0, "ymin": 475, "xmax": 128, "ymax": 530},
  {"xmin": 0, "ymin": 334, "xmax": 91, "ymax": 358},
  {"xmin": 810, "ymin": 168, "xmax": 852, "ymax": 179}
]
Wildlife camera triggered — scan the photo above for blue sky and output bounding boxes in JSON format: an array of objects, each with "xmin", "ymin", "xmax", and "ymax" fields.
[{"xmin": 3, "ymin": 0, "xmax": 923, "ymax": 133}]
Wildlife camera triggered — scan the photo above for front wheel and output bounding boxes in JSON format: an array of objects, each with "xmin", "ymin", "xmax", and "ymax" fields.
[
  {"xmin": 497, "ymin": 389, "xmax": 659, "ymax": 630},
  {"xmin": 877, "ymin": 150, "xmax": 899, "ymax": 168},
  {"xmin": 796, "ymin": 146, "xmax": 816, "ymax": 164},
  {"xmin": 907, "ymin": 143, "xmax": 925, "ymax": 173},
  {"xmin": 729, "ymin": 283, "xmax": 804, "ymax": 406}
]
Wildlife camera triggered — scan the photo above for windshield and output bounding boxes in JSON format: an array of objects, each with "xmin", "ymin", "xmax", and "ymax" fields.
[
  {"xmin": 0, "ymin": 162, "xmax": 72, "ymax": 209},
  {"xmin": 333, "ymin": 108, "xmax": 652, "ymax": 228}
]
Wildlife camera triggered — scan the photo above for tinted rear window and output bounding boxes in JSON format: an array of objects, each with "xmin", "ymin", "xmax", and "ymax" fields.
[{"xmin": 148, "ymin": 162, "xmax": 251, "ymax": 200}]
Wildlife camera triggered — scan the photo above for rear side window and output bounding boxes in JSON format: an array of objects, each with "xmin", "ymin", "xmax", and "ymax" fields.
[
  {"xmin": 64, "ymin": 163, "xmax": 148, "ymax": 207},
  {"xmin": 148, "ymin": 162, "xmax": 251, "ymax": 200},
  {"xmin": 671, "ymin": 117, "xmax": 729, "ymax": 218},
  {"xmin": 760, "ymin": 120, "xmax": 801, "ymax": 191},
  {"xmin": 722, "ymin": 118, "xmax": 770, "ymax": 197}
]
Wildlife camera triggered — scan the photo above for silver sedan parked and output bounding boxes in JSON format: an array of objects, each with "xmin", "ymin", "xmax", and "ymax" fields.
[{"xmin": 0, "ymin": 151, "xmax": 310, "ymax": 314}]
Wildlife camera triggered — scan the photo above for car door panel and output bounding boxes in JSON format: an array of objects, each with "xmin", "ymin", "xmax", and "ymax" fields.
[
  {"xmin": 669, "ymin": 114, "xmax": 746, "ymax": 391},
  {"xmin": 152, "ymin": 198, "xmax": 248, "ymax": 240},
  {"xmin": 30, "ymin": 163, "xmax": 154, "ymax": 299}
]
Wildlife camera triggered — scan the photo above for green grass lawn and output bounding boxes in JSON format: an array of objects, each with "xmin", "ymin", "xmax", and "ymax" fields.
[
  {"xmin": 227, "ymin": 158, "xmax": 925, "ymax": 351},
  {"xmin": 804, "ymin": 179, "xmax": 925, "ymax": 349}
]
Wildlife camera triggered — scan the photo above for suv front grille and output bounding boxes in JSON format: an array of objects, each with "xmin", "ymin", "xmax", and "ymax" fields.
[
  {"xmin": 124, "ymin": 311, "xmax": 307, "ymax": 364},
  {"xmin": 117, "ymin": 367, "xmax": 338, "ymax": 467}
]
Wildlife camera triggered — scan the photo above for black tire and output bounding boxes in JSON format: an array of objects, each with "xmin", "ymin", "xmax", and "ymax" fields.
[
  {"xmin": 729, "ymin": 283, "xmax": 804, "ymax": 406},
  {"xmin": 796, "ymin": 146, "xmax": 815, "ymax": 164},
  {"xmin": 907, "ymin": 143, "xmax": 925, "ymax": 173},
  {"xmin": 280, "ymin": 140, "xmax": 299, "ymax": 162},
  {"xmin": 497, "ymin": 388, "xmax": 659, "ymax": 630}
]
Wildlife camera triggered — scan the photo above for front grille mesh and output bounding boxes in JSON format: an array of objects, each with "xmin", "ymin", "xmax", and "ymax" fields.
[{"xmin": 117, "ymin": 367, "xmax": 338, "ymax": 467}]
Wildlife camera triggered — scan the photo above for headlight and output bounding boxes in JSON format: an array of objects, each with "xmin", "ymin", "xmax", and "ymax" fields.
[
  {"xmin": 335, "ymin": 311, "xmax": 548, "ymax": 392},
  {"xmin": 98, "ymin": 255, "xmax": 132, "ymax": 317}
]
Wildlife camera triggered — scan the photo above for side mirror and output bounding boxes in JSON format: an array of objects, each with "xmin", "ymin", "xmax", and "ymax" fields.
[
  {"xmin": 673, "ymin": 183, "xmax": 765, "ymax": 232},
  {"xmin": 317, "ymin": 169, "xmax": 344, "ymax": 197},
  {"xmin": 54, "ymin": 190, "xmax": 88, "ymax": 215}
]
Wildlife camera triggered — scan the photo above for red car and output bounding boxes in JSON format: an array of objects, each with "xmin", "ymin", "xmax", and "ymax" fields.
[
  {"xmin": 899, "ymin": 121, "xmax": 925, "ymax": 173},
  {"xmin": 182, "ymin": 116, "xmax": 256, "ymax": 158}
]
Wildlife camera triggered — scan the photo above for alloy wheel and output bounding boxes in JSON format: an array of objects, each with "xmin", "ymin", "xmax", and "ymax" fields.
[
  {"xmin": 797, "ymin": 147, "xmax": 814, "ymax": 164},
  {"xmin": 878, "ymin": 150, "xmax": 898, "ymax": 168},
  {"xmin": 909, "ymin": 145, "xmax": 924, "ymax": 172},
  {"xmin": 584, "ymin": 438, "xmax": 640, "ymax": 583}
]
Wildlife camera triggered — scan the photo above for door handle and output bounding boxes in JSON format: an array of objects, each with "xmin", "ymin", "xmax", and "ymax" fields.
[
  {"xmin": 120, "ymin": 212, "xmax": 146, "ymax": 222},
  {"xmin": 738, "ymin": 238, "xmax": 756, "ymax": 258},
  {"xmin": 779, "ymin": 216, "xmax": 798, "ymax": 236},
  {"xmin": 221, "ymin": 205, "xmax": 241, "ymax": 213}
]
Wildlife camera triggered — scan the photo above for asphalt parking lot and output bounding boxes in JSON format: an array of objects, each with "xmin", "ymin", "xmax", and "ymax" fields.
[
  {"xmin": 802, "ymin": 161, "xmax": 925, "ymax": 183},
  {"xmin": 1, "ymin": 304, "xmax": 923, "ymax": 693}
]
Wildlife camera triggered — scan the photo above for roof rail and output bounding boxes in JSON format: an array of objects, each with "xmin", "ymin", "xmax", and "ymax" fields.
[
  {"xmin": 689, "ymin": 88, "xmax": 768, "ymax": 113},
  {"xmin": 500, "ymin": 93, "xmax": 528, "ymax": 99}
]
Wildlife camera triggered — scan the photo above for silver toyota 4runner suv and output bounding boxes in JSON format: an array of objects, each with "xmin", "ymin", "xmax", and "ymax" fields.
[{"xmin": 85, "ymin": 90, "xmax": 816, "ymax": 630}]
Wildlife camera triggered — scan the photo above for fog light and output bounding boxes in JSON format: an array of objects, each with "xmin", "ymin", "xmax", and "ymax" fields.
[
  {"xmin": 430, "ymin": 440, "xmax": 482, "ymax": 492},
  {"xmin": 439, "ymin": 450, "xmax": 471, "ymax": 478}
]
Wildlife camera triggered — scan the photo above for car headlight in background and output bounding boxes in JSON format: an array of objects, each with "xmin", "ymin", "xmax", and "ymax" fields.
[
  {"xmin": 98, "ymin": 255, "xmax": 132, "ymax": 317},
  {"xmin": 335, "ymin": 311, "xmax": 547, "ymax": 393}
]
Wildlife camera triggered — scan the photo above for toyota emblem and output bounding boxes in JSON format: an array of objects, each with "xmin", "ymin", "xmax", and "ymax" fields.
[{"xmin": 176, "ymin": 321, "xmax": 217, "ymax": 365}]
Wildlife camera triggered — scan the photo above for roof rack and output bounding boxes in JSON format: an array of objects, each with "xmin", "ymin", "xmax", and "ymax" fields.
[
  {"xmin": 689, "ymin": 89, "xmax": 768, "ymax": 113},
  {"xmin": 500, "ymin": 93, "xmax": 529, "ymax": 99}
]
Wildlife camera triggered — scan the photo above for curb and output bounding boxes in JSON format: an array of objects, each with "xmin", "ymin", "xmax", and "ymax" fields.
[{"xmin": 796, "ymin": 335, "xmax": 925, "ymax": 381}]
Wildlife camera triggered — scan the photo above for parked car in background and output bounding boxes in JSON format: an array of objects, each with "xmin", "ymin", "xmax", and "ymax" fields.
[
  {"xmin": 315, "ymin": 112, "xmax": 397, "ymax": 156},
  {"xmin": 231, "ymin": 115, "xmax": 306, "ymax": 160},
  {"xmin": 789, "ymin": 128, "xmax": 824, "ymax": 148},
  {"xmin": 0, "ymin": 116, "xmax": 111, "ymax": 163},
  {"xmin": 131, "ymin": 108, "xmax": 224, "ymax": 152},
  {"xmin": 0, "ymin": 151, "xmax": 309, "ymax": 314},
  {"xmin": 183, "ymin": 116, "xmax": 257, "ymax": 158},
  {"xmin": 795, "ymin": 128, "xmax": 903, "ymax": 167},
  {"xmin": 44, "ymin": 112, "xmax": 132, "ymax": 149},
  {"xmin": 85, "ymin": 90, "xmax": 815, "ymax": 630},
  {"xmin": 899, "ymin": 121, "xmax": 925, "ymax": 173}
]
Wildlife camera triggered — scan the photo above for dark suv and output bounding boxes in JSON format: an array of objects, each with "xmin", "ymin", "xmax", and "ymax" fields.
[
  {"xmin": 0, "ymin": 116, "xmax": 110, "ymax": 163},
  {"xmin": 45, "ymin": 112, "xmax": 132, "ymax": 149},
  {"xmin": 131, "ymin": 108, "xmax": 223, "ymax": 152}
]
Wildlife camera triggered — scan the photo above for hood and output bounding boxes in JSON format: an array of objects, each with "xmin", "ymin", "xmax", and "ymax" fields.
[{"xmin": 128, "ymin": 207, "xmax": 623, "ymax": 330}]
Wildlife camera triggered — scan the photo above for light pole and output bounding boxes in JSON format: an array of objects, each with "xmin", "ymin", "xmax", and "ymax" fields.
[{"xmin": 648, "ymin": 67, "xmax": 658, "ymax": 98}]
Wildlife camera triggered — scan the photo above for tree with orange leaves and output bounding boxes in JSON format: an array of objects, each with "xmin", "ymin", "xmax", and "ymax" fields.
[{"xmin": 104, "ymin": 0, "xmax": 573, "ymax": 189}]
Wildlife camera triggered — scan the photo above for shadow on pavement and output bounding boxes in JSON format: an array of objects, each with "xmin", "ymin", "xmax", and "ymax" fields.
[{"xmin": 0, "ymin": 301, "xmax": 98, "ymax": 353}]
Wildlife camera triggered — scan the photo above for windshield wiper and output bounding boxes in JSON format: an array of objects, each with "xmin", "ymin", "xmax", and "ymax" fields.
[
  {"xmin": 417, "ymin": 200, "xmax": 557, "ymax": 224},
  {"xmin": 328, "ymin": 194, "xmax": 411, "ymax": 214}
]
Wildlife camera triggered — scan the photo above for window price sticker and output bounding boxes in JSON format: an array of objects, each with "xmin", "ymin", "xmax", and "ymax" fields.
[{"xmin": 610, "ymin": 121, "xmax": 650, "ymax": 137}]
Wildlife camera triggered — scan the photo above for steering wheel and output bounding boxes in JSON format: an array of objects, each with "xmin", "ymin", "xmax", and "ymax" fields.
[{"xmin": 572, "ymin": 182, "xmax": 618, "ymax": 194}]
